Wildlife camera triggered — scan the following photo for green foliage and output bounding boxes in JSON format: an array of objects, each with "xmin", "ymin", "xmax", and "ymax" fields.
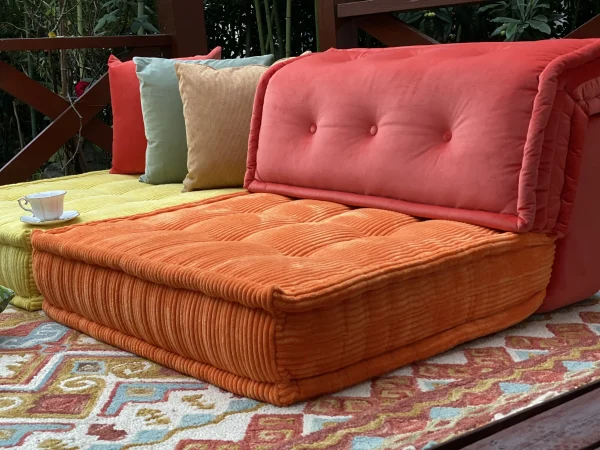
[
  {"xmin": 203, "ymin": 0, "xmax": 316, "ymax": 59},
  {"xmin": 0, "ymin": 0, "xmax": 129, "ymax": 174},
  {"xmin": 398, "ymin": 8, "xmax": 458, "ymax": 42},
  {"xmin": 396, "ymin": 0, "xmax": 594, "ymax": 44},
  {"xmin": 0, "ymin": 0, "xmax": 599, "ymax": 174},
  {"xmin": 480, "ymin": 0, "xmax": 566, "ymax": 41},
  {"xmin": 94, "ymin": 0, "xmax": 158, "ymax": 35}
]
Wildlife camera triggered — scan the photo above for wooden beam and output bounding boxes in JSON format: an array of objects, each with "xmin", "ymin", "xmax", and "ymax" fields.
[
  {"xmin": 435, "ymin": 378, "xmax": 600, "ymax": 449},
  {"xmin": 0, "ymin": 35, "xmax": 171, "ymax": 52},
  {"xmin": 0, "ymin": 61, "xmax": 112, "ymax": 152},
  {"xmin": 0, "ymin": 73, "xmax": 111, "ymax": 186},
  {"xmin": 317, "ymin": 0, "xmax": 359, "ymax": 50},
  {"xmin": 567, "ymin": 14, "xmax": 600, "ymax": 39},
  {"xmin": 157, "ymin": 0, "xmax": 208, "ymax": 57},
  {"xmin": 463, "ymin": 388, "xmax": 600, "ymax": 448},
  {"xmin": 338, "ymin": 0, "xmax": 491, "ymax": 18},
  {"xmin": 0, "ymin": 45, "xmax": 162, "ymax": 184},
  {"xmin": 354, "ymin": 13, "xmax": 438, "ymax": 46}
]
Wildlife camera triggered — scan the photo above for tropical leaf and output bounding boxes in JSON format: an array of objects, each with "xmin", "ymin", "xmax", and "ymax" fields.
[
  {"xmin": 491, "ymin": 16, "xmax": 521, "ymax": 23},
  {"xmin": 105, "ymin": 12, "xmax": 118, "ymax": 24},
  {"xmin": 529, "ymin": 19, "xmax": 551, "ymax": 33},
  {"xmin": 477, "ymin": 3, "xmax": 500, "ymax": 12},
  {"xmin": 436, "ymin": 9, "xmax": 453, "ymax": 24},
  {"xmin": 516, "ymin": 0, "xmax": 526, "ymax": 18},
  {"xmin": 93, "ymin": 17, "xmax": 106, "ymax": 33},
  {"xmin": 491, "ymin": 23, "xmax": 509, "ymax": 36},
  {"xmin": 506, "ymin": 21, "xmax": 519, "ymax": 39},
  {"xmin": 131, "ymin": 20, "xmax": 142, "ymax": 33},
  {"xmin": 142, "ymin": 20, "xmax": 159, "ymax": 33}
]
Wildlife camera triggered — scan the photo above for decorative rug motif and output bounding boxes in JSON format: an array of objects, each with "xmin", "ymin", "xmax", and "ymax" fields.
[{"xmin": 1, "ymin": 296, "xmax": 600, "ymax": 449}]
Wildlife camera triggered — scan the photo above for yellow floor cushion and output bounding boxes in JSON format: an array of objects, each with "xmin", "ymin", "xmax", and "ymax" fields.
[{"xmin": 0, "ymin": 171, "xmax": 243, "ymax": 311}]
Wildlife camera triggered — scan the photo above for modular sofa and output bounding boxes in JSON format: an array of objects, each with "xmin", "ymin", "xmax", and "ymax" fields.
[
  {"xmin": 0, "ymin": 171, "xmax": 242, "ymax": 311},
  {"xmin": 31, "ymin": 39, "xmax": 600, "ymax": 405}
]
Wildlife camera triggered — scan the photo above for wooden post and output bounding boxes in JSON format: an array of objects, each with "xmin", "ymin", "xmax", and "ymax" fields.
[
  {"xmin": 317, "ymin": 0, "xmax": 359, "ymax": 51},
  {"xmin": 156, "ymin": 0, "xmax": 208, "ymax": 57},
  {"xmin": 567, "ymin": 15, "xmax": 600, "ymax": 39},
  {"xmin": 353, "ymin": 14, "xmax": 437, "ymax": 46}
]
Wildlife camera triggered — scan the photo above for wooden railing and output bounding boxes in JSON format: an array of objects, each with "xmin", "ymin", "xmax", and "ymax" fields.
[
  {"xmin": 0, "ymin": 0, "xmax": 207, "ymax": 186},
  {"xmin": 3, "ymin": 0, "xmax": 599, "ymax": 186},
  {"xmin": 317, "ymin": 0, "xmax": 600, "ymax": 50}
]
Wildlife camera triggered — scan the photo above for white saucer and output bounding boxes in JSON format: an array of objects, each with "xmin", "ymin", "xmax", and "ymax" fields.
[{"xmin": 20, "ymin": 210, "xmax": 80, "ymax": 226}]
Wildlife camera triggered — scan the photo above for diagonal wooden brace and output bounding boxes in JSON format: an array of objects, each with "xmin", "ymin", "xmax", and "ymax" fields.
[
  {"xmin": 0, "ymin": 61, "xmax": 112, "ymax": 152},
  {"xmin": 354, "ymin": 13, "xmax": 438, "ymax": 46},
  {"xmin": 0, "ymin": 71, "xmax": 111, "ymax": 186},
  {"xmin": 0, "ymin": 47, "xmax": 163, "ymax": 185},
  {"xmin": 567, "ymin": 15, "xmax": 600, "ymax": 39}
]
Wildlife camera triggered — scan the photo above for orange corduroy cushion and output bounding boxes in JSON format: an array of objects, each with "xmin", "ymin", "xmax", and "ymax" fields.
[
  {"xmin": 32, "ymin": 193, "xmax": 556, "ymax": 405},
  {"xmin": 107, "ymin": 47, "xmax": 222, "ymax": 175}
]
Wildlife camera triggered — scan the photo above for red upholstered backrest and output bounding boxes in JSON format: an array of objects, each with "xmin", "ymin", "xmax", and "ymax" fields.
[{"xmin": 245, "ymin": 39, "xmax": 600, "ymax": 235}]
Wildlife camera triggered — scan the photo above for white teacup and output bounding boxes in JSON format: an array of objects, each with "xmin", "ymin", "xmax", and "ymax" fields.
[{"xmin": 18, "ymin": 190, "xmax": 67, "ymax": 221}]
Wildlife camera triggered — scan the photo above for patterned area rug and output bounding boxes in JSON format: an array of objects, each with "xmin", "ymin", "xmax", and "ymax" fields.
[{"xmin": 2, "ymin": 296, "xmax": 600, "ymax": 449}]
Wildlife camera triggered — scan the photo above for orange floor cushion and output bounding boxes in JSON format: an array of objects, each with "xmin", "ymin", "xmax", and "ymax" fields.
[{"xmin": 32, "ymin": 193, "xmax": 556, "ymax": 406}]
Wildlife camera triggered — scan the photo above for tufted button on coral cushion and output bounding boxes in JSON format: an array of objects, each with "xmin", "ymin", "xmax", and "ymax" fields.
[
  {"xmin": 245, "ymin": 39, "xmax": 600, "ymax": 235},
  {"xmin": 309, "ymin": 124, "xmax": 317, "ymax": 134},
  {"xmin": 370, "ymin": 125, "xmax": 378, "ymax": 136}
]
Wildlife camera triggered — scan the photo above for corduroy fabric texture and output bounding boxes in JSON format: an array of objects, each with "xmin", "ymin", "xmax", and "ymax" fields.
[
  {"xmin": 136, "ymin": 55, "xmax": 275, "ymax": 185},
  {"xmin": 107, "ymin": 48, "xmax": 222, "ymax": 175},
  {"xmin": 0, "ymin": 171, "xmax": 243, "ymax": 311},
  {"xmin": 32, "ymin": 193, "xmax": 556, "ymax": 405},
  {"xmin": 176, "ymin": 63, "xmax": 268, "ymax": 191}
]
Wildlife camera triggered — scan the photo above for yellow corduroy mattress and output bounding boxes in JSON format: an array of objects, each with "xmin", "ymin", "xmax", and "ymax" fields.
[
  {"xmin": 32, "ymin": 193, "xmax": 557, "ymax": 405},
  {"xmin": 0, "ymin": 170, "xmax": 242, "ymax": 311}
]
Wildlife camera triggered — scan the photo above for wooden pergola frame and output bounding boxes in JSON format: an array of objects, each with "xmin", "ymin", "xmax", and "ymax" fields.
[
  {"xmin": 1, "ymin": 0, "xmax": 600, "ymax": 186},
  {"xmin": 316, "ymin": 0, "xmax": 600, "ymax": 50},
  {"xmin": 0, "ymin": 0, "xmax": 207, "ymax": 186}
]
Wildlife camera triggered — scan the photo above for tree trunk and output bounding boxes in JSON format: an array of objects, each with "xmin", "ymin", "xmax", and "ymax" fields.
[
  {"xmin": 59, "ymin": 0, "xmax": 69, "ymax": 98},
  {"xmin": 138, "ymin": 1, "xmax": 146, "ymax": 35},
  {"xmin": 272, "ymin": 0, "xmax": 284, "ymax": 58},
  {"xmin": 254, "ymin": 0, "xmax": 266, "ymax": 55},
  {"xmin": 13, "ymin": 101, "xmax": 24, "ymax": 150},
  {"xmin": 24, "ymin": 5, "xmax": 37, "ymax": 138},
  {"xmin": 314, "ymin": 0, "xmax": 320, "ymax": 52},
  {"xmin": 245, "ymin": 10, "xmax": 252, "ymax": 56},
  {"xmin": 263, "ymin": 0, "xmax": 275, "ymax": 55},
  {"xmin": 77, "ymin": 0, "xmax": 84, "ymax": 78},
  {"xmin": 286, "ymin": 0, "xmax": 292, "ymax": 57}
]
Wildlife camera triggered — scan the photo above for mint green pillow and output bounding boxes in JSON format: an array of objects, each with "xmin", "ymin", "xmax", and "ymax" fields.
[{"xmin": 135, "ymin": 55, "xmax": 275, "ymax": 185}]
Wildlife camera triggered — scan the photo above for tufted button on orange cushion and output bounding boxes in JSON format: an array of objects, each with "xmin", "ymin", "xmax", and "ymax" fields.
[
  {"xmin": 370, "ymin": 125, "xmax": 378, "ymax": 136},
  {"xmin": 310, "ymin": 124, "xmax": 317, "ymax": 134},
  {"xmin": 443, "ymin": 130, "xmax": 452, "ymax": 142}
]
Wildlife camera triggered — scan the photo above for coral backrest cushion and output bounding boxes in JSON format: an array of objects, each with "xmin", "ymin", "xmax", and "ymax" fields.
[
  {"xmin": 245, "ymin": 39, "xmax": 600, "ymax": 236},
  {"xmin": 107, "ymin": 47, "xmax": 222, "ymax": 175}
]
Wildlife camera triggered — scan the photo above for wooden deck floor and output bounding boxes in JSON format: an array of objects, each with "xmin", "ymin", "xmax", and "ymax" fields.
[{"xmin": 436, "ymin": 378, "xmax": 600, "ymax": 449}]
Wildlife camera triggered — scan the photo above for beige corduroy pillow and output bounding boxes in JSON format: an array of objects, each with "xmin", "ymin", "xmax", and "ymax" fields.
[{"xmin": 175, "ymin": 63, "xmax": 268, "ymax": 191}]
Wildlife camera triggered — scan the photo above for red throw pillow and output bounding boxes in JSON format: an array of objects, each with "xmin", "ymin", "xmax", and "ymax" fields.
[{"xmin": 108, "ymin": 47, "xmax": 222, "ymax": 174}]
